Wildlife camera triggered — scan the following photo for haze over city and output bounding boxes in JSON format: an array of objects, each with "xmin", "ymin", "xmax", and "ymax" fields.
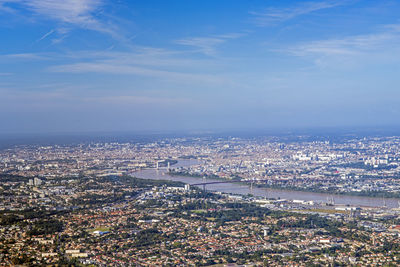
[
  {"xmin": 5, "ymin": 2, "xmax": 400, "ymax": 266},
  {"xmin": 1, "ymin": 0, "xmax": 400, "ymax": 134}
]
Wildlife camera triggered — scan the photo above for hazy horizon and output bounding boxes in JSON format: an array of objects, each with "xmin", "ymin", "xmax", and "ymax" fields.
[
  {"xmin": 2, "ymin": 1, "xmax": 400, "ymax": 133},
  {"xmin": 2, "ymin": 125, "xmax": 400, "ymax": 148}
]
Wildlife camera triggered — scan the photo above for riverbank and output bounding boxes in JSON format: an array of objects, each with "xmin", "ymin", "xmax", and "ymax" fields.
[
  {"xmin": 255, "ymin": 184, "xmax": 400, "ymax": 199},
  {"xmin": 168, "ymin": 171, "xmax": 400, "ymax": 200},
  {"xmin": 168, "ymin": 171, "xmax": 241, "ymax": 182},
  {"xmin": 133, "ymin": 163, "xmax": 400, "ymax": 208}
]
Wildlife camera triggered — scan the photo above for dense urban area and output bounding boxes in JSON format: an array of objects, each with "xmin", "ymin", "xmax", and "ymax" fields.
[{"xmin": 2, "ymin": 134, "xmax": 400, "ymax": 266}]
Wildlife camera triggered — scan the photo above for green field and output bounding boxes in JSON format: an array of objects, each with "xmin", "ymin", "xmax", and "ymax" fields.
[{"xmin": 89, "ymin": 226, "xmax": 111, "ymax": 232}]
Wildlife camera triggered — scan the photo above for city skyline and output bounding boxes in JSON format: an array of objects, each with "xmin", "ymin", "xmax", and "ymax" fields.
[{"xmin": 1, "ymin": 0, "xmax": 400, "ymax": 133}]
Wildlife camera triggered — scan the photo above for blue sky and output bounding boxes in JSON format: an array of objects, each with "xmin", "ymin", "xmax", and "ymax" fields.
[{"xmin": 1, "ymin": 0, "xmax": 400, "ymax": 133}]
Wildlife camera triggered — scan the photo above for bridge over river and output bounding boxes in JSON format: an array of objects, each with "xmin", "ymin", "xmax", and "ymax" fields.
[{"xmin": 133, "ymin": 159, "xmax": 400, "ymax": 208}]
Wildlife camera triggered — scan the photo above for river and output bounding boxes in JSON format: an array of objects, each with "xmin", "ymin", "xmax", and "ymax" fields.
[{"xmin": 133, "ymin": 159, "xmax": 400, "ymax": 208}]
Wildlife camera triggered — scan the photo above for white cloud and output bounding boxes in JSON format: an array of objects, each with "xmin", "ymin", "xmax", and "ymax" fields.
[
  {"xmin": 0, "ymin": 46, "xmax": 236, "ymax": 86},
  {"xmin": 289, "ymin": 25, "xmax": 400, "ymax": 57},
  {"xmin": 1, "ymin": 0, "xmax": 102, "ymax": 22},
  {"xmin": 176, "ymin": 37, "xmax": 225, "ymax": 56},
  {"xmin": 36, "ymin": 29, "xmax": 54, "ymax": 42},
  {"xmin": 1, "ymin": 53, "xmax": 48, "ymax": 60},
  {"xmin": 45, "ymin": 48, "xmax": 236, "ymax": 86},
  {"xmin": 25, "ymin": 0, "xmax": 106, "ymax": 31},
  {"xmin": 0, "ymin": 0, "xmax": 122, "ymax": 40},
  {"xmin": 250, "ymin": 1, "xmax": 346, "ymax": 26},
  {"xmin": 175, "ymin": 33, "xmax": 244, "ymax": 56},
  {"xmin": 278, "ymin": 24, "xmax": 400, "ymax": 70}
]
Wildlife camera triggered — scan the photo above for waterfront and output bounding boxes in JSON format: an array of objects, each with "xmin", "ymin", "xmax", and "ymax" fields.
[{"xmin": 134, "ymin": 160, "xmax": 400, "ymax": 208}]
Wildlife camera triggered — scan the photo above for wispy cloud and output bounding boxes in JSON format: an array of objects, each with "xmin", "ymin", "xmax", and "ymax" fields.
[
  {"xmin": 0, "ymin": 47, "xmax": 230, "ymax": 86},
  {"xmin": 25, "ymin": 0, "xmax": 109, "ymax": 33},
  {"xmin": 46, "ymin": 48, "xmax": 232, "ymax": 86},
  {"xmin": 281, "ymin": 24, "xmax": 400, "ymax": 69},
  {"xmin": 0, "ymin": 0, "xmax": 122, "ymax": 41},
  {"xmin": 175, "ymin": 33, "xmax": 244, "ymax": 56},
  {"xmin": 0, "ymin": 1, "xmax": 15, "ymax": 13},
  {"xmin": 36, "ymin": 29, "xmax": 54, "ymax": 42},
  {"xmin": 49, "ymin": 61, "xmax": 225, "ymax": 85},
  {"xmin": 251, "ymin": 1, "xmax": 346, "ymax": 26},
  {"xmin": 1, "ymin": 0, "xmax": 102, "ymax": 24},
  {"xmin": 84, "ymin": 95, "xmax": 190, "ymax": 106},
  {"xmin": 1, "ymin": 52, "xmax": 48, "ymax": 60},
  {"xmin": 289, "ymin": 25, "xmax": 400, "ymax": 57}
]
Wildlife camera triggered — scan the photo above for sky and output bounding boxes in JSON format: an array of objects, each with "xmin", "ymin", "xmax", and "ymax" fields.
[{"xmin": 1, "ymin": 0, "xmax": 400, "ymax": 134}]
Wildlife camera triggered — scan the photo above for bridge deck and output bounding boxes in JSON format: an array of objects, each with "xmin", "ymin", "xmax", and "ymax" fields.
[{"xmin": 190, "ymin": 180, "xmax": 255, "ymax": 186}]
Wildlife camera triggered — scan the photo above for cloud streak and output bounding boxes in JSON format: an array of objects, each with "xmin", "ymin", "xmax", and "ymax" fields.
[
  {"xmin": 0, "ymin": 0, "xmax": 123, "ymax": 41},
  {"xmin": 288, "ymin": 25, "xmax": 400, "ymax": 57},
  {"xmin": 0, "ymin": 53, "xmax": 48, "ymax": 60},
  {"xmin": 49, "ymin": 61, "xmax": 225, "ymax": 85},
  {"xmin": 175, "ymin": 33, "xmax": 244, "ymax": 56},
  {"xmin": 36, "ymin": 29, "xmax": 54, "ymax": 42},
  {"xmin": 1, "ymin": 0, "xmax": 102, "ymax": 24},
  {"xmin": 42, "ymin": 47, "xmax": 239, "ymax": 87},
  {"xmin": 251, "ymin": 1, "xmax": 346, "ymax": 26},
  {"xmin": 25, "ymin": 0, "xmax": 110, "ymax": 33}
]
